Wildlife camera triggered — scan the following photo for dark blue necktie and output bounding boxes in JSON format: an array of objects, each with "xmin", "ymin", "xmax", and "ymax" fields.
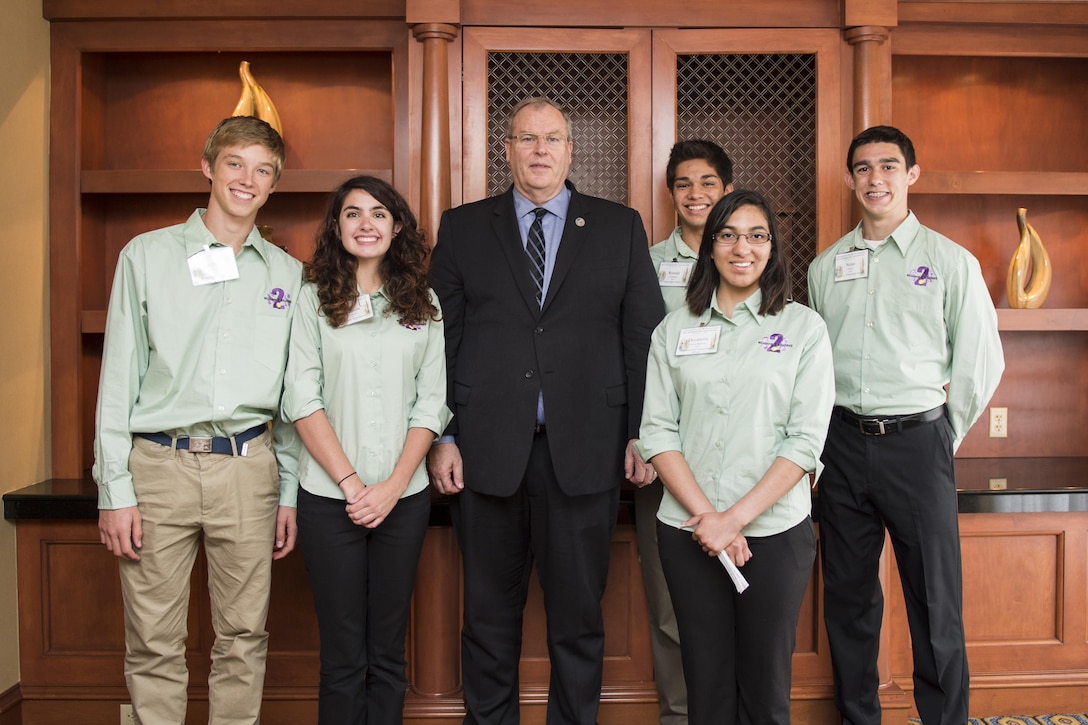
[{"xmin": 526, "ymin": 207, "xmax": 547, "ymax": 306}]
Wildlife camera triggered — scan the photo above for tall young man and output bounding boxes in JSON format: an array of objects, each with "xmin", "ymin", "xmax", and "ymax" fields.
[
  {"xmin": 94, "ymin": 116, "xmax": 303, "ymax": 724},
  {"xmin": 808, "ymin": 125, "xmax": 1003, "ymax": 725}
]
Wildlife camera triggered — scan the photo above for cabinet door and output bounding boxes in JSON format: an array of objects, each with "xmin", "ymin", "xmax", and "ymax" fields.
[
  {"xmin": 462, "ymin": 27, "xmax": 654, "ymax": 237},
  {"xmin": 652, "ymin": 29, "xmax": 845, "ymax": 303}
]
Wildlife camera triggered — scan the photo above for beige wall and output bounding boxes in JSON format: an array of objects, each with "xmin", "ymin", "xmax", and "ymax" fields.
[{"xmin": 0, "ymin": 0, "xmax": 51, "ymax": 693}]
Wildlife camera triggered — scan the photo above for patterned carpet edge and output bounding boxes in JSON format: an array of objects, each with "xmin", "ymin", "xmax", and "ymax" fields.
[{"xmin": 908, "ymin": 717, "xmax": 1088, "ymax": 725}]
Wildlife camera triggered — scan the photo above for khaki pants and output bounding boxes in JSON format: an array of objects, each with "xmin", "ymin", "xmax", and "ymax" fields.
[{"xmin": 120, "ymin": 432, "xmax": 280, "ymax": 725}]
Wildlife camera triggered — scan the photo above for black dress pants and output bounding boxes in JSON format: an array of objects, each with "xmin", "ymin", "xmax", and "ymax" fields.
[
  {"xmin": 453, "ymin": 431, "xmax": 620, "ymax": 725},
  {"xmin": 299, "ymin": 486, "xmax": 431, "ymax": 725},
  {"xmin": 819, "ymin": 412, "xmax": 969, "ymax": 725},
  {"xmin": 658, "ymin": 518, "xmax": 815, "ymax": 725}
]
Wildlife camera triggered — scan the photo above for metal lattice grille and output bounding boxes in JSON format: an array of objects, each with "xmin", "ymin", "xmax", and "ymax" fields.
[
  {"xmin": 487, "ymin": 53, "xmax": 629, "ymax": 203},
  {"xmin": 677, "ymin": 53, "xmax": 817, "ymax": 304}
]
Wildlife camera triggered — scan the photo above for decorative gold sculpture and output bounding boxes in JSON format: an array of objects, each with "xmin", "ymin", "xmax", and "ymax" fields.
[
  {"xmin": 231, "ymin": 61, "xmax": 283, "ymax": 136},
  {"xmin": 1006, "ymin": 207, "xmax": 1052, "ymax": 309}
]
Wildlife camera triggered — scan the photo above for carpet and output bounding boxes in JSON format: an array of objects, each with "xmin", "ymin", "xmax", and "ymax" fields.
[{"xmin": 905, "ymin": 714, "xmax": 1088, "ymax": 718}]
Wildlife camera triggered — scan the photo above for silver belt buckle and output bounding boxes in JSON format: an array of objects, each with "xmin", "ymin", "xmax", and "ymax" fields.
[{"xmin": 188, "ymin": 437, "xmax": 213, "ymax": 453}]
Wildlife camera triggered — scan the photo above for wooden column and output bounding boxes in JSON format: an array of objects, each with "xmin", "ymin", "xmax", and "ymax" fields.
[
  {"xmin": 844, "ymin": 25, "xmax": 891, "ymax": 134},
  {"xmin": 412, "ymin": 22, "xmax": 458, "ymax": 245},
  {"xmin": 409, "ymin": 524, "xmax": 463, "ymax": 699}
]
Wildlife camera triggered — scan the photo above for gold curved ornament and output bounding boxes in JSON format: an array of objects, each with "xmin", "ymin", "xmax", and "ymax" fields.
[
  {"xmin": 1006, "ymin": 207, "xmax": 1052, "ymax": 309},
  {"xmin": 230, "ymin": 61, "xmax": 283, "ymax": 137}
]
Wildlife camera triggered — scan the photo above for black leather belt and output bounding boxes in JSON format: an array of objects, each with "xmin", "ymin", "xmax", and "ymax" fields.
[
  {"xmin": 136, "ymin": 423, "xmax": 266, "ymax": 454},
  {"xmin": 834, "ymin": 405, "xmax": 945, "ymax": 436}
]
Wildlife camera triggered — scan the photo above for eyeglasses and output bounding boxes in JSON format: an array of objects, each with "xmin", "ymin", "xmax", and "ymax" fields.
[
  {"xmin": 507, "ymin": 133, "xmax": 570, "ymax": 149},
  {"xmin": 712, "ymin": 231, "xmax": 772, "ymax": 246}
]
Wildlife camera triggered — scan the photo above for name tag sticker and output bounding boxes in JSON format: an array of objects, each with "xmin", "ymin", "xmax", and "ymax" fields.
[
  {"xmin": 658, "ymin": 260, "xmax": 694, "ymax": 288},
  {"xmin": 187, "ymin": 245, "xmax": 240, "ymax": 286},
  {"xmin": 834, "ymin": 249, "xmax": 869, "ymax": 282},
  {"xmin": 676, "ymin": 325, "xmax": 721, "ymax": 356},
  {"xmin": 345, "ymin": 294, "xmax": 375, "ymax": 325}
]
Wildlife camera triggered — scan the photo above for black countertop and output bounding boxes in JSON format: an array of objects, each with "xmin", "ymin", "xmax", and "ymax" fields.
[{"xmin": 5, "ymin": 458, "xmax": 1088, "ymax": 521}]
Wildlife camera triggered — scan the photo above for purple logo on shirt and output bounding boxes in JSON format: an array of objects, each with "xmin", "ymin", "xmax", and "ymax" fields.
[
  {"xmin": 401, "ymin": 321, "xmax": 424, "ymax": 331},
  {"xmin": 759, "ymin": 333, "xmax": 791, "ymax": 353},
  {"xmin": 265, "ymin": 288, "xmax": 292, "ymax": 310},
  {"xmin": 909, "ymin": 265, "xmax": 936, "ymax": 287}
]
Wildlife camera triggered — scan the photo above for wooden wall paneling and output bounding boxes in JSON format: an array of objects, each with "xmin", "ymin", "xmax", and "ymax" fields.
[
  {"xmin": 892, "ymin": 55, "xmax": 1088, "ymax": 172},
  {"xmin": 49, "ymin": 31, "xmax": 87, "ymax": 478},
  {"xmin": 962, "ymin": 513, "xmax": 1088, "ymax": 696},
  {"xmin": 460, "ymin": 27, "xmax": 653, "ymax": 239},
  {"xmin": 883, "ymin": 513, "xmax": 1088, "ymax": 718},
  {"xmin": 42, "ymin": 0, "xmax": 407, "ymax": 21},
  {"xmin": 649, "ymin": 29, "xmax": 844, "ymax": 257},
  {"xmin": 457, "ymin": 0, "xmax": 841, "ymax": 29},
  {"xmin": 897, "ymin": 3, "xmax": 1088, "ymax": 27},
  {"xmin": 891, "ymin": 22, "xmax": 1088, "ymax": 58},
  {"xmin": 956, "ymin": 332, "xmax": 1088, "ymax": 459},
  {"xmin": 49, "ymin": 18, "xmax": 411, "ymax": 478}
]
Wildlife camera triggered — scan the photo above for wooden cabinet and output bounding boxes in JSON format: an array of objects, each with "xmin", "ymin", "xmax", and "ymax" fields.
[
  {"xmin": 888, "ymin": 22, "xmax": 1088, "ymax": 459},
  {"xmin": 48, "ymin": 18, "xmax": 410, "ymax": 478},
  {"xmin": 886, "ymin": 12, "xmax": 1088, "ymax": 711}
]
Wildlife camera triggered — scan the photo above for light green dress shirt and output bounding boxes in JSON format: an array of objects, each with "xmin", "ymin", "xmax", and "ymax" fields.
[
  {"xmin": 281, "ymin": 284, "xmax": 452, "ymax": 501},
  {"xmin": 649, "ymin": 227, "xmax": 699, "ymax": 314},
  {"xmin": 93, "ymin": 209, "xmax": 305, "ymax": 510},
  {"xmin": 807, "ymin": 212, "xmax": 1004, "ymax": 448},
  {"xmin": 637, "ymin": 290, "xmax": 836, "ymax": 536}
]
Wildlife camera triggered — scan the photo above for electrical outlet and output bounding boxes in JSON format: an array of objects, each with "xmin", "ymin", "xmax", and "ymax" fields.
[
  {"xmin": 989, "ymin": 477, "xmax": 1008, "ymax": 491},
  {"xmin": 120, "ymin": 704, "xmax": 135, "ymax": 723},
  {"xmin": 989, "ymin": 407, "xmax": 1008, "ymax": 438}
]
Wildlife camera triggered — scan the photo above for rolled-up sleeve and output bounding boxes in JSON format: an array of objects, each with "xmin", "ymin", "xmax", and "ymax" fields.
[
  {"xmin": 636, "ymin": 321, "xmax": 683, "ymax": 462},
  {"xmin": 775, "ymin": 317, "xmax": 835, "ymax": 474},
  {"xmin": 408, "ymin": 291, "xmax": 453, "ymax": 436},
  {"xmin": 281, "ymin": 284, "xmax": 326, "ymax": 424}
]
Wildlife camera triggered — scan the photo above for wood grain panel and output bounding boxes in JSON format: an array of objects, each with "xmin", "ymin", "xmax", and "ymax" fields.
[
  {"xmin": 892, "ymin": 56, "xmax": 1088, "ymax": 172},
  {"xmin": 961, "ymin": 531, "xmax": 1061, "ymax": 642},
  {"xmin": 956, "ymin": 332, "xmax": 1088, "ymax": 459}
]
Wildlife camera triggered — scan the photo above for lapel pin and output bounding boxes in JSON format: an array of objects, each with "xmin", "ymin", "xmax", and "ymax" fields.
[{"xmin": 575, "ymin": 217, "xmax": 586, "ymax": 227}]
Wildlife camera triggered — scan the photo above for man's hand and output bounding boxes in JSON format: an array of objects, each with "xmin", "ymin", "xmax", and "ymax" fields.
[
  {"xmin": 624, "ymin": 439, "xmax": 658, "ymax": 487},
  {"xmin": 427, "ymin": 441, "xmax": 465, "ymax": 495},
  {"xmin": 99, "ymin": 506, "xmax": 143, "ymax": 561},
  {"xmin": 273, "ymin": 505, "xmax": 297, "ymax": 560}
]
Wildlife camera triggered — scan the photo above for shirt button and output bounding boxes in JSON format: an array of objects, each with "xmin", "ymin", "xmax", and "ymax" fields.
[
  {"xmin": 868, "ymin": 289, "xmax": 875, "ymax": 295},
  {"xmin": 220, "ymin": 369, "xmax": 227, "ymax": 375},
  {"xmin": 864, "ymin": 387, "xmax": 870, "ymax": 393},
  {"xmin": 867, "ymin": 321, "xmax": 874, "ymax": 328},
  {"xmin": 218, "ymin": 405, "xmax": 225, "ymax": 411}
]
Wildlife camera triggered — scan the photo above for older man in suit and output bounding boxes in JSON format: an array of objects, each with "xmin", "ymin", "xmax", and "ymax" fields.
[{"xmin": 428, "ymin": 97, "xmax": 664, "ymax": 725}]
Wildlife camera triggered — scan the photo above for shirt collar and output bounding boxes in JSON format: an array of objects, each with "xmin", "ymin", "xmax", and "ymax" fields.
[
  {"xmin": 700, "ymin": 288, "xmax": 767, "ymax": 326},
  {"xmin": 850, "ymin": 210, "xmax": 920, "ymax": 255},
  {"xmin": 667, "ymin": 227, "xmax": 699, "ymax": 260},
  {"xmin": 184, "ymin": 208, "xmax": 271, "ymax": 264},
  {"xmin": 512, "ymin": 185, "xmax": 571, "ymax": 224}
]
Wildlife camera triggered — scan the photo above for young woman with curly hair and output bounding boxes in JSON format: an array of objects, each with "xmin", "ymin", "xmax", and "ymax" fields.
[{"xmin": 282, "ymin": 175, "xmax": 450, "ymax": 725}]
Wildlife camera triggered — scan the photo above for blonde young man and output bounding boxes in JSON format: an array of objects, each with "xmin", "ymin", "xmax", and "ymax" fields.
[
  {"xmin": 640, "ymin": 139, "xmax": 733, "ymax": 725},
  {"xmin": 94, "ymin": 116, "xmax": 303, "ymax": 724}
]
